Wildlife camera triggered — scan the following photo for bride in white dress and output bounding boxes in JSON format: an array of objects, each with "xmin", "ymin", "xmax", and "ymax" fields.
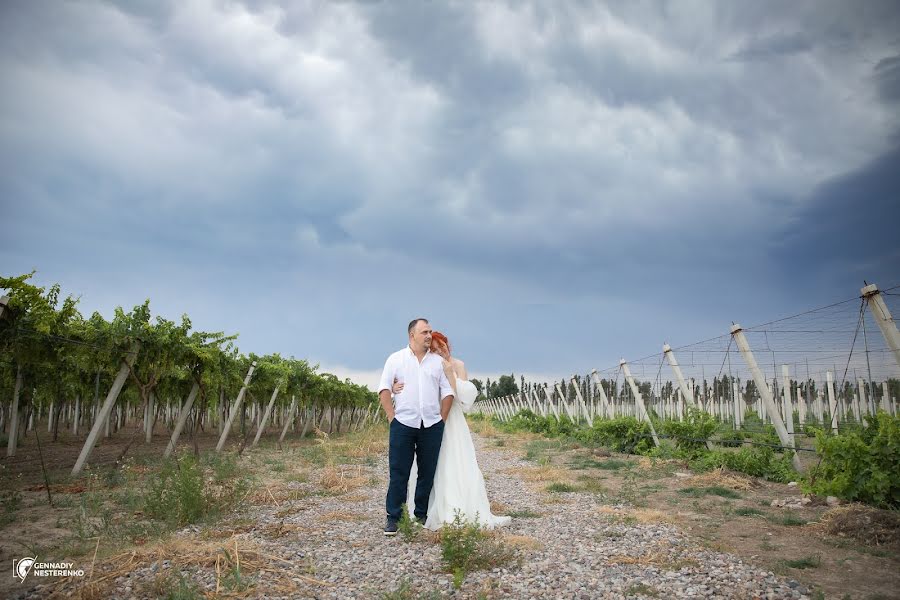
[{"xmin": 398, "ymin": 332, "xmax": 511, "ymax": 530}]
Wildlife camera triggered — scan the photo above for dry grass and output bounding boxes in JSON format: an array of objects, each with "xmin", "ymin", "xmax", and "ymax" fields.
[
  {"xmin": 41, "ymin": 535, "xmax": 331, "ymax": 599},
  {"xmin": 319, "ymin": 465, "xmax": 369, "ymax": 494},
  {"xmin": 604, "ymin": 539, "xmax": 696, "ymax": 570},
  {"xmin": 500, "ymin": 534, "xmax": 543, "ymax": 551},
  {"xmin": 816, "ymin": 504, "xmax": 900, "ymax": 549},
  {"xmin": 505, "ymin": 464, "xmax": 575, "ymax": 485},
  {"xmin": 685, "ymin": 468, "xmax": 755, "ymax": 491},
  {"xmin": 597, "ymin": 505, "xmax": 672, "ymax": 524},
  {"xmin": 468, "ymin": 418, "xmax": 500, "ymax": 437},
  {"xmin": 490, "ymin": 500, "xmax": 508, "ymax": 515},
  {"xmin": 318, "ymin": 510, "xmax": 363, "ymax": 522},
  {"xmin": 341, "ymin": 493, "xmax": 371, "ymax": 503},
  {"xmin": 259, "ymin": 521, "xmax": 311, "ymax": 538}
]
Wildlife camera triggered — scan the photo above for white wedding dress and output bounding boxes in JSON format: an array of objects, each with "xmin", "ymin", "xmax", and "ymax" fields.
[{"xmin": 406, "ymin": 379, "xmax": 511, "ymax": 530}]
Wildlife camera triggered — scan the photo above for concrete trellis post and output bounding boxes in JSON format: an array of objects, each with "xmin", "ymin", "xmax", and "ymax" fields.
[
  {"xmin": 570, "ymin": 377, "xmax": 591, "ymax": 423},
  {"xmin": 732, "ymin": 382, "xmax": 741, "ymax": 429},
  {"xmin": 882, "ymin": 381, "xmax": 891, "ymax": 414},
  {"xmin": 826, "ymin": 370, "xmax": 838, "ymax": 433},
  {"xmin": 252, "ymin": 385, "xmax": 281, "ymax": 448},
  {"xmin": 731, "ymin": 324, "xmax": 802, "ymax": 472},
  {"xmin": 619, "ymin": 360, "xmax": 659, "ymax": 446},
  {"xmin": 279, "ymin": 395, "xmax": 298, "ymax": 442},
  {"xmin": 164, "ymin": 381, "xmax": 201, "ymax": 458},
  {"xmin": 73, "ymin": 342, "xmax": 141, "ymax": 475},
  {"xmin": 781, "ymin": 366, "xmax": 795, "ymax": 449},
  {"xmin": 663, "ymin": 344, "xmax": 698, "ymax": 408},
  {"xmin": 215, "ymin": 362, "xmax": 257, "ymax": 453},
  {"xmin": 6, "ymin": 365, "xmax": 23, "ymax": 457},
  {"xmin": 589, "ymin": 370, "xmax": 612, "ymax": 419},
  {"xmin": 862, "ymin": 283, "xmax": 900, "ymax": 371}
]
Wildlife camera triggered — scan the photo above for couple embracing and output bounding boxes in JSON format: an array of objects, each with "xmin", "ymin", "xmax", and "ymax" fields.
[{"xmin": 378, "ymin": 318, "xmax": 511, "ymax": 535}]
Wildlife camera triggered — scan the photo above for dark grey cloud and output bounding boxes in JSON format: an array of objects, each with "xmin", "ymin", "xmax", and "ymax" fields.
[
  {"xmin": 775, "ymin": 142, "xmax": 900, "ymax": 287},
  {"xmin": 874, "ymin": 55, "xmax": 900, "ymax": 104},
  {"xmin": 2, "ymin": 0, "xmax": 899, "ymax": 382},
  {"xmin": 728, "ymin": 32, "xmax": 812, "ymax": 62}
]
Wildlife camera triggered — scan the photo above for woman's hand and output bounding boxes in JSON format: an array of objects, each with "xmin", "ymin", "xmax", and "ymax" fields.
[
  {"xmin": 441, "ymin": 358, "xmax": 454, "ymax": 378},
  {"xmin": 391, "ymin": 377, "xmax": 404, "ymax": 394}
]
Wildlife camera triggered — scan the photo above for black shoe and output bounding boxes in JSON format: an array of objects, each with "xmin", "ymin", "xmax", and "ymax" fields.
[
  {"xmin": 415, "ymin": 516, "xmax": 426, "ymax": 526},
  {"xmin": 384, "ymin": 519, "xmax": 399, "ymax": 536}
]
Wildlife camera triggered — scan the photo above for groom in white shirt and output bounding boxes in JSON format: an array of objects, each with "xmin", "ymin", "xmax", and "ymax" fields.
[{"xmin": 378, "ymin": 318, "xmax": 455, "ymax": 535}]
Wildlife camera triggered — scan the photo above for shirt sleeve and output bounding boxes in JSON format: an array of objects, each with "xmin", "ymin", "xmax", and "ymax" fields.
[
  {"xmin": 439, "ymin": 369, "xmax": 455, "ymax": 400},
  {"xmin": 377, "ymin": 355, "xmax": 395, "ymax": 394}
]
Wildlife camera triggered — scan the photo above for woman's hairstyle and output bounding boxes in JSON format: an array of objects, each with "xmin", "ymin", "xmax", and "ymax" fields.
[{"xmin": 431, "ymin": 331, "xmax": 451, "ymax": 353}]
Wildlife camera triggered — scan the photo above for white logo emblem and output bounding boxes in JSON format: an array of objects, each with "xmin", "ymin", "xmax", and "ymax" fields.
[{"xmin": 13, "ymin": 557, "xmax": 35, "ymax": 582}]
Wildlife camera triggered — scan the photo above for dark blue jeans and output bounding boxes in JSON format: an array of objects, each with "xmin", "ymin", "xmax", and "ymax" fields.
[{"xmin": 386, "ymin": 418, "xmax": 445, "ymax": 521}]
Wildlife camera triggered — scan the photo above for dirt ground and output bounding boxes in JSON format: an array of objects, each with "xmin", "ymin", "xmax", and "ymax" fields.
[
  {"xmin": 1, "ymin": 422, "xmax": 898, "ymax": 599},
  {"xmin": 469, "ymin": 420, "xmax": 900, "ymax": 600}
]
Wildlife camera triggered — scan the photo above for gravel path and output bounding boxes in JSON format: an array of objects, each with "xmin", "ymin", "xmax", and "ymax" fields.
[{"xmin": 23, "ymin": 434, "xmax": 809, "ymax": 599}]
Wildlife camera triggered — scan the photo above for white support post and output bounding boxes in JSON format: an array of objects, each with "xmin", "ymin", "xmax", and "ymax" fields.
[
  {"xmin": 252, "ymin": 385, "xmax": 280, "ymax": 447},
  {"xmin": 731, "ymin": 324, "xmax": 802, "ymax": 472},
  {"xmin": 862, "ymin": 283, "xmax": 900, "ymax": 371},
  {"xmin": 826, "ymin": 370, "xmax": 838, "ymax": 433},
  {"xmin": 570, "ymin": 377, "xmax": 590, "ymax": 423},
  {"xmin": 279, "ymin": 395, "xmax": 298, "ymax": 442},
  {"xmin": 590, "ymin": 370, "xmax": 612, "ymax": 419},
  {"xmin": 215, "ymin": 362, "xmax": 257, "ymax": 453},
  {"xmin": 663, "ymin": 344, "xmax": 697, "ymax": 407},
  {"xmin": 164, "ymin": 381, "xmax": 201, "ymax": 458},
  {"xmin": 882, "ymin": 381, "xmax": 891, "ymax": 414},
  {"xmin": 732, "ymin": 382, "xmax": 741, "ymax": 430},
  {"xmin": 6, "ymin": 365, "xmax": 22, "ymax": 457},
  {"xmin": 73, "ymin": 342, "xmax": 141, "ymax": 475},
  {"xmin": 781, "ymin": 365, "xmax": 795, "ymax": 449},
  {"xmin": 620, "ymin": 360, "xmax": 659, "ymax": 446}
]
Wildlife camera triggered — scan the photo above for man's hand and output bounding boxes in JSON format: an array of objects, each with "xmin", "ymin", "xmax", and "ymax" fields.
[{"xmin": 379, "ymin": 389, "xmax": 396, "ymax": 424}]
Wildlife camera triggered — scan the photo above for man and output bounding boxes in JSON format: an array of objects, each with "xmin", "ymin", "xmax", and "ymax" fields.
[{"xmin": 378, "ymin": 318, "xmax": 454, "ymax": 536}]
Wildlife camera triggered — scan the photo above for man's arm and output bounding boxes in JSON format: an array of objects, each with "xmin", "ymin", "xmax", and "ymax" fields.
[
  {"xmin": 377, "ymin": 355, "xmax": 396, "ymax": 423},
  {"xmin": 379, "ymin": 389, "xmax": 395, "ymax": 423},
  {"xmin": 440, "ymin": 394, "xmax": 453, "ymax": 421}
]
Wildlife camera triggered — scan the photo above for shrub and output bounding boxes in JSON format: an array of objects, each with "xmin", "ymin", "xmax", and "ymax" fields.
[
  {"xmin": 804, "ymin": 413, "xmax": 900, "ymax": 508},
  {"xmin": 691, "ymin": 446, "xmax": 796, "ymax": 483},
  {"xmin": 577, "ymin": 417, "xmax": 654, "ymax": 455},
  {"xmin": 659, "ymin": 408, "xmax": 718, "ymax": 457},
  {"xmin": 440, "ymin": 511, "xmax": 518, "ymax": 587},
  {"xmin": 145, "ymin": 455, "xmax": 205, "ymax": 525}
]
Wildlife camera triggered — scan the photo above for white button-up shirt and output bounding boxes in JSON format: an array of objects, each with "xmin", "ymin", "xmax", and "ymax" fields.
[{"xmin": 378, "ymin": 346, "xmax": 454, "ymax": 428}]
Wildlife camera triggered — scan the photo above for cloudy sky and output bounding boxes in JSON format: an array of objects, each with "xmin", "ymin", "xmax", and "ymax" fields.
[{"xmin": 1, "ymin": 0, "xmax": 898, "ymax": 389}]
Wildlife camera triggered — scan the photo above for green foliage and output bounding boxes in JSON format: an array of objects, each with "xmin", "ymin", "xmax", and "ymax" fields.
[
  {"xmin": 678, "ymin": 486, "xmax": 742, "ymax": 499},
  {"xmin": 144, "ymin": 454, "xmax": 252, "ymax": 526},
  {"xmin": 716, "ymin": 425, "xmax": 745, "ymax": 448},
  {"xmin": 659, "ymin": 408, "xmax": 718, "ymax": 457},
  {"xmin": 578, "ymin": 417, "xmax": 654, "ymax": 455},
  {"xmin": 439, "ymin": 511, "xmax": 517, "ymax": 586},
  {"xmin": 397, "ymin": 504, "xmax": 420, "ymax": 542},
  {"xmin": 0, "ymin": 489, "xmax": 23, "ymax": 527},
  {"xmin": 145, "ymin": 456, "xmax": 205, "ymax": 526},
  {"xmin": 690, "ymin": 446, "xmax": 797, "ymax": 483},
  {"xmin": 804, "ymin": 413, "xmax": 900, "ymax": 508},
  {"xmin": 546, "ymin": 482, "xmax": 576, "ymax": 493}
]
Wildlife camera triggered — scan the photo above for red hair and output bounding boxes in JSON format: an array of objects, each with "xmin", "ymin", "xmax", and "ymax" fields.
[{"xmin": 431, "ymin": 331, "xmax": 451, "ymax": 353}]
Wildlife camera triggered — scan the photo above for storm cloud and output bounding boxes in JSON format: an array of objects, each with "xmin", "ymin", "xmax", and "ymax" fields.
[{"xmin": 2, "ymin": 0, "xmax": 898, "ymax": 386}]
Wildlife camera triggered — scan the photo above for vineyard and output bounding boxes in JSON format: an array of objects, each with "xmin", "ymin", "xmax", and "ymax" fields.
[{"xmin": 1, "ymin": 272, "xmax": 899, "ymax": 599}]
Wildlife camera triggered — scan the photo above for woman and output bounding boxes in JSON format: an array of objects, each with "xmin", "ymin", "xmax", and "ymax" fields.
[{"xmin": 395, "ymin": 331, "xmax": 511, "ymax": 530}]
